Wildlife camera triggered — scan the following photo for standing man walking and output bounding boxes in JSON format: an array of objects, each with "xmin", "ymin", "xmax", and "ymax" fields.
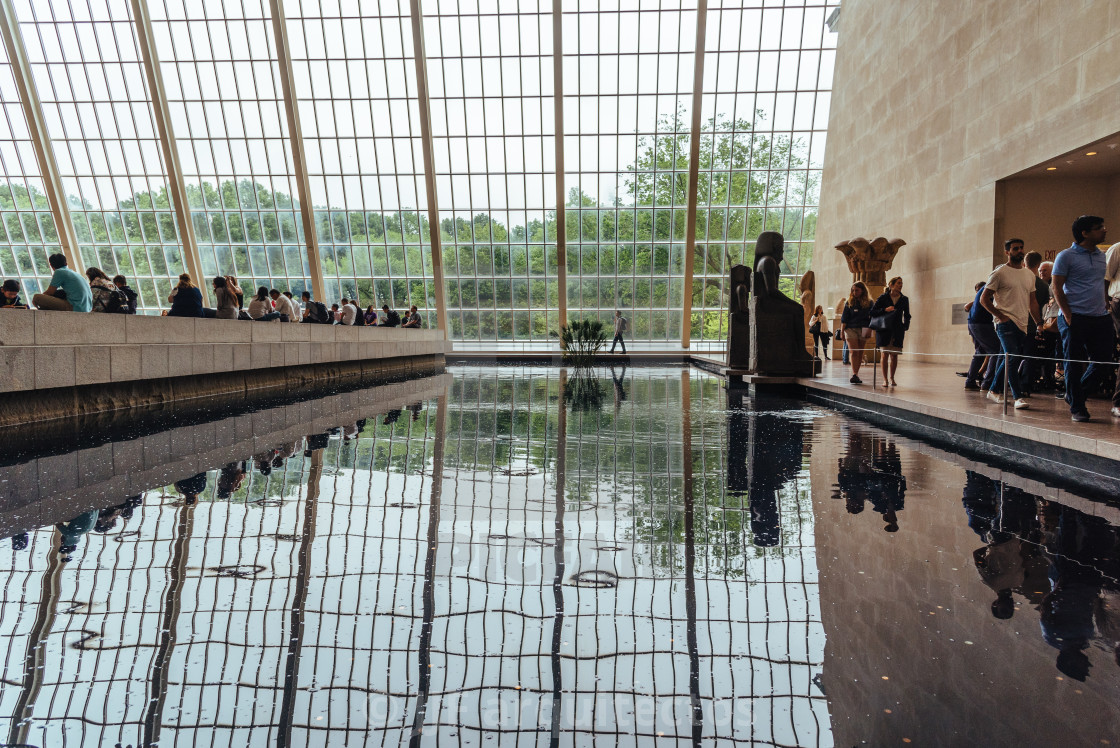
[
  {"xmin": 1053, "ymin": 215, "xmax": 1115, "ymax": 422},
  {"xmin": 980, "ymin": 238, "xmax": 1040, "ymax": 410},
  {"xmin": 610, "ymin": 310, "xmax": 628, "ymax": 354}
]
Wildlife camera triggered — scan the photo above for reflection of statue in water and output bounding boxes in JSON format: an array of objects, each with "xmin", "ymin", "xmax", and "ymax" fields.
[
  {"xmin": 749, "ymin": 232, "xmax": 817, "ymax": 376},
  {"xmin": 726, "ymin": 264, "xmax": 751, "ymax": 369},
  {"xmin": 726, "ymin": 389, "xmax": 807, "ymax": 547}
]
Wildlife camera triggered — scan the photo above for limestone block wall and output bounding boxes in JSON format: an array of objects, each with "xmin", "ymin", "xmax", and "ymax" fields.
[
  {"xmin": 814, "ymin": 0, "xmax": 1120, "ymax": 358},
  {"xmin": 0, "ymin": 311, "xmax": 449, "ymax": 394}
]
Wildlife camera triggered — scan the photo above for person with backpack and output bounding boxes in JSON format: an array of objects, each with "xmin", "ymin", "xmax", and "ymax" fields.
[
  {"xmin": 86, "ymin": 267, "xmax": 129, "ymax": 313},
  {"xmin": 380, "ymin": 304, "xmax": 401, "ymax": 327},
  {"xmin": 112, "ymin": 275, "xmax": 138, "ymax": 313},
  {"xmin": 611, "ymin": 309, "xmax": 629, "ymax": 353},
  {"xmin": 300, "ymin": 291, "xmax": 331, "ymax": 324}
]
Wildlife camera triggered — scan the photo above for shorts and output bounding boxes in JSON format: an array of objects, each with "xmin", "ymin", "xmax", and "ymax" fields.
[{"xmin": 844, "ymin": 327, "xmax": 869, "ymax": 350}]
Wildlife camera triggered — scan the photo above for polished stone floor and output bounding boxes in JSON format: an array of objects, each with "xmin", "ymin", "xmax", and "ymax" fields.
[
  {"xmin": 0, "ymin": 366, "xmax": 1117, "ymax": 746},
  {"xmin": 804, "ymin": 357, "xmax": 1120, "ymax": 460}
]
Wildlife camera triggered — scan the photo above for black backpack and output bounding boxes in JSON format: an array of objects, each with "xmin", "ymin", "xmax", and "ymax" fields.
[
  {"xmin": 306, "ymin": 300, "xmax": 331, "ymax": 324},
  {"xmin": 103, "ymin": 286, "xmax": 131, "ymax": 313}
]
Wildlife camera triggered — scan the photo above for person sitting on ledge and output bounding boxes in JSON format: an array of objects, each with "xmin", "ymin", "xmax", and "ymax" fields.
[
  {"xmin": 402, "ymin": 305, "xmax": 422, "ymax": 328},
  {"xmin": 32, "ymin": 253, "xmax": 92, "ymax": 312},
  {"xmin": 112, "ymin": 275, "xmax": 138, "ymax": 314},
  {"xmin": 270, "ymin": 288, "xmax": 299, "ymax": 323},
  {"xmin": 380, "ymin": 304, "xmax": 400, "ymax": 327},
  {"xmin": 339, "ymin": 298, "xmax": 357, "ymax": 326},
  {"xmin": 1, "ymin": 279, "xmax": 27, "ymax": 309},
  {"xmin": 167, "ymin": 273, "xmax": 204, "ymax": 317},
  {"xmin": 364, "ymin": 304, "xmax": 378, "ymax": 326},
  {"xmin": 212, "ymin": 276, "xmax": 240, "ymax": 319},
  {"xmin": 248, "ymin": 286, "xmax": 284, "ymax": 321},
  {"xmin": 86, "ymin": 267, "xmax": 122, "ymax": 313}
]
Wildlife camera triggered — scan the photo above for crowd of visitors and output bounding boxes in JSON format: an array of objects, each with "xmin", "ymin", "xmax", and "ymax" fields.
[
  {"xmin": 965, "ymin": 216, "xmax": 1120, "ymax": 422},
  {"xmin": 0, "ymin": 254, "xmax": 425, "ymax": 330}
]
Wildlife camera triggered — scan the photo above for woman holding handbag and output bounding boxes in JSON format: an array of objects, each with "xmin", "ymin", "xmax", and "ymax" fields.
[
  {"xmin": 871, "ymin": 276, "xmax": 911, "ymax": 386},
  {"xmin": 808, "ymin": 305, "xmax": 832, "ymax": 360},
  {"xmin": 840, "ymin": 281, "xmax": 873, "ymax": 384}
]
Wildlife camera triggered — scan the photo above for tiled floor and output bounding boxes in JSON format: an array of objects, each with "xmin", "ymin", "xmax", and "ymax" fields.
[{"xmin": 801, "ymin": 358, "xmax": 1120, "ymax": 460}]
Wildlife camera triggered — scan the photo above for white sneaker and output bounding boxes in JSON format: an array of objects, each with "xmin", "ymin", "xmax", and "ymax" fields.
[
  {"xmin": 986, "ymin": 391, "xmax": 1004, "ymax": 404},
  {"xmin": 1112, "ymin": 407, "xmax": 1120, "ymax": 418},
  {"xmin": 1013, "ymin": 399, "xmax": 1030, "ymax": 410}
]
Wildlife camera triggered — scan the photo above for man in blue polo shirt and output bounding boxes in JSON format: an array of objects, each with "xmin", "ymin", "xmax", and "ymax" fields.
[
  {"xmin": 31, "ymin": 253, "xmax": 92, "ymax": 313},
  {"xmin": 1052, "ymin": 214, "xmax": 1115, "ymax": 422}
]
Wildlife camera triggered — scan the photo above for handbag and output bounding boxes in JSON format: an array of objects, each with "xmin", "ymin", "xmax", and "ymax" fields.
[
  {"xmin": 870, "ymin": 309, "xmax": 897, "ymax": 331},
  {"xmin": 809, "ymin": 320, "xmax": 821, "ymax": 335}
]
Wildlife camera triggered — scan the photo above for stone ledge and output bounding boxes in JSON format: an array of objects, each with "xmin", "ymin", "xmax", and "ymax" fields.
[{"xmin": 0, "ymin": 310, "xmax": 448, "ymax": 394}]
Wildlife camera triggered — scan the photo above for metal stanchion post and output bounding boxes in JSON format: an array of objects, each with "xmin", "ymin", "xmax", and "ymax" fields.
[
  {"xmin": 873, "ymin": 345, "xmax": 877, "ymax": 388},
  {"xmin": 1002, "ymin": 351, "xmax": 1009, "ymax": 415}
]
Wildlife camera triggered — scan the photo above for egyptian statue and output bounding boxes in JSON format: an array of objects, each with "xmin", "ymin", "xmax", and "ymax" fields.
[
  {"xmin": 726, "ymin": 264, "xmax": 752, "ymax": 369},
  {"xmin": 748, "ymin": 232, "xmax": 817, "ymax": 376}
]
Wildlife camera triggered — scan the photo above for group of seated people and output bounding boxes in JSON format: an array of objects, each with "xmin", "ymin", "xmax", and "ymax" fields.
[{"xmin": 0, "ymin": 253, "xmax": 424, "ymax": 329}]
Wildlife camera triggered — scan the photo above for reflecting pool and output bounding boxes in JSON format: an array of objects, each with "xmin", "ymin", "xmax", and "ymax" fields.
[{"xmin": 0, "ymin": 366, "xmax": 1117, "ymax": 746}]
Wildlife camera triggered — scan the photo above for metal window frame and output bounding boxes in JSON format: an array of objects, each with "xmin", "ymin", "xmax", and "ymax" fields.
[
  {"xmin": 130, "ymin": 0, "xmax": 209, "ymax": 305},
  {"xmin": 408, "ymin": 0, "xmax": 450, "ymax": 337},
  {"xmin": 0, "ymin": 0, "xmax": 82, "ymax": 274},
  {"xmin": 268, "ymin": 0, "xmax": 327, "ymax": 305},
  {"xmin": 680, "ymin": 0, "xmax": 707, "ymax": 349},
  {"xmin": 552, "ymin": 0, "xmax": 567, "ymax": 332}
]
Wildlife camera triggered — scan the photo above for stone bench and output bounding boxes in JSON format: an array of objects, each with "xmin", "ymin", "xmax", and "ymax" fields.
[{"xmin": 0, "ymin": 310, "xmax": 449, "ymax": 394}]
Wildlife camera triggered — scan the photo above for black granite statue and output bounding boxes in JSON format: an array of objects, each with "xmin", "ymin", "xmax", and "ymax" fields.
[
  {"xmin": 726, "ymin": 264, "xmax": 751, "ymax": 369},
  {"xmin": 748, "ymin": 232, "xmax": 817, "ymax": 376}
]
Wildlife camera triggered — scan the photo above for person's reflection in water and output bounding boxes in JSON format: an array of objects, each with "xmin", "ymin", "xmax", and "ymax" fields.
[
  {"xmin": 95, "ymin": 495, "xmax": 143, "ymax": 534},
  {"xmin": 726, "ymin": 390, "xmax": 805, "ymax": 547},
  {"xmin": 1038, "ymin": 502, "xmax": 1119, "ymax": 681},
  {"xmin": 305, "ymin": 431, "xmax": 331, "ymax": 456},
  {"xmin": 409, "ymin": 403, "xmax": 423, "ymax": 421},
  {"xmin": 610, "ymin": 364, "xmax": 627, "ymax": 411},
  {"xmin": 56, "ymin": 509, "xmax": 98, "ymax": 561},
  {"xmin": 383, "ymin": 409, "xmax": 402, "ymax": 426},
  {"xmin": 173, "ymin": 472, "xmax": 208, "ymax": 506},
  {"xmin": 217, "ymin": 461, "xmax": 248, "ymax": 500},
  {"xmin": 961, "ymin": 471, "xmax": 1049, "ymax": 619},
  {"xmin": 834, "ymin": 426, "xmax": 906, "ymax": 532},
  {"xmin": 10, "ymin": 532, "xmax": 28, "ymax": 551}
]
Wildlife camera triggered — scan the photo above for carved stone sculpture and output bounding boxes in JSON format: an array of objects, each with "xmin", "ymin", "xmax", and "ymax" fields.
[
  {"xmin": 726, "ymin": 264, "xmax": 752, "ymax": 369},
  {"xmin": 799, "ymin": 270, "xmax": 815, "ymax": 351},
  {"xmin": 834, "ymin": 236, "xmax": 906, "ymax": 298},
  {"xmin": 748, "ymin": 232, "xmax": 817, "ymax": 376}
]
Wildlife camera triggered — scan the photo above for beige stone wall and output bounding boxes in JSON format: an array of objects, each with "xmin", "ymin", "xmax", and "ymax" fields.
[
  {"xmin": 0, "ymin": 311, "xmax": 449, "ymax": 393},
  {"xmin": 814, "ymin": 0, "xmax": 1120, "ymax": 359}
]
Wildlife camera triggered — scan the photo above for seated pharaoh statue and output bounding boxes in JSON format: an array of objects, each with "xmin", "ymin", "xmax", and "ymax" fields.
[
  {"xmin": 748, "ymin": 231, "xmax": 817, "ymax": 376},
  {"xmin": 726, "ymin": 264, "xmax": 752, "ymax": 369}
]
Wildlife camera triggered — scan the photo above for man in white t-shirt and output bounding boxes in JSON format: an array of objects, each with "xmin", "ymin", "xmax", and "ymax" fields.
[
  {"xmin": 270, "ymin": 289, "xmax": 298, "ymax": 323},
  {"xmin": 339, "ymin": 298, "xmax": 357, "ymax": 326},
  {"xmin": 979, "ymin": 238, "xmax": 1040, "ymax": 409}
]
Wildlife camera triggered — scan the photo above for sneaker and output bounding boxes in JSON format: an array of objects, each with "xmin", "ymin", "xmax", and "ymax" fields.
[
  {"xmin": 1111, "ymin": 407, "xmax": 1120, "ymax": 418},
  {"xmin": 986, "ymin": 391, "xmax": 1004, "ymax": 404},
  {"xmin": 1071, "ymin": 410, "xmax": 1091, "ymax": 423},
  {"xmin": 850, "ymin": 375, "xmax": 862, "ymax": 384},
  {"xmin": 1013, "ymin": 399, "xmax": 1030, "ymax": 410},
  {"xmin": 964, "ymin": 383, "xmax": 981, "ymax": 391},
  {"xmin": 1055, "ymin": 391, "xmax": 1067, "ymax": 399}
]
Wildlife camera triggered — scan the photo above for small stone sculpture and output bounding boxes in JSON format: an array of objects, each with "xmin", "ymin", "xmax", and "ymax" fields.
[
  {"xmin": 799, "ymin": 270, "xmax": 815, "ymax": 351},
  {"xmin": 726, "ymin": 264, "xmax": 751, "ymax": 369},
  {"xmin": 834, "ymin": 236, "xmax": 906, "ymax": 298},
  {"xmin": 748, "ymin": 232, "xmax": 817, "ymax": 376}
]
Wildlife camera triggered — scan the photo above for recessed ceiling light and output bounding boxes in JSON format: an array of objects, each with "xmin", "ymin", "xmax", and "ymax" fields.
[
  {"xmin": 1046, "ymin": 167, "xmax": 1057, "ymax": 171},
  {"xmin": 1086, "ymin": 151, "xmax": 1097, "ymax": 156}
]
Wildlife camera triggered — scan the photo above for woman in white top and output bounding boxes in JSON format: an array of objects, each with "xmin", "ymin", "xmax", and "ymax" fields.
[{"xmin": 808, "ymin": 305, "xmax": 831, "ymax": 360}]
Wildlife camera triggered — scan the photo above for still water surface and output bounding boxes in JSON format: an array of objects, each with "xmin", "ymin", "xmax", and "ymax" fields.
[{"xmin": 0, "ymin": 366, "xmax": 1117, "ymax": 746}]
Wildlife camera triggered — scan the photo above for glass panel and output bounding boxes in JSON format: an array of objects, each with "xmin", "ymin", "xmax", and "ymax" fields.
[
  {"xmin": 20, "ymin": 1, "xmax": 187, "ymax": 313},
  {"xmin": 424, "ymin": 2, "xmax": 558, "ymax": 342},
  {"xmin": 149, "ymin": 0, "xmax": 309, "ymax": 301},
  {"xmin": 692, "ymin": 3, "xmax": 837, "ymax": 342}
]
